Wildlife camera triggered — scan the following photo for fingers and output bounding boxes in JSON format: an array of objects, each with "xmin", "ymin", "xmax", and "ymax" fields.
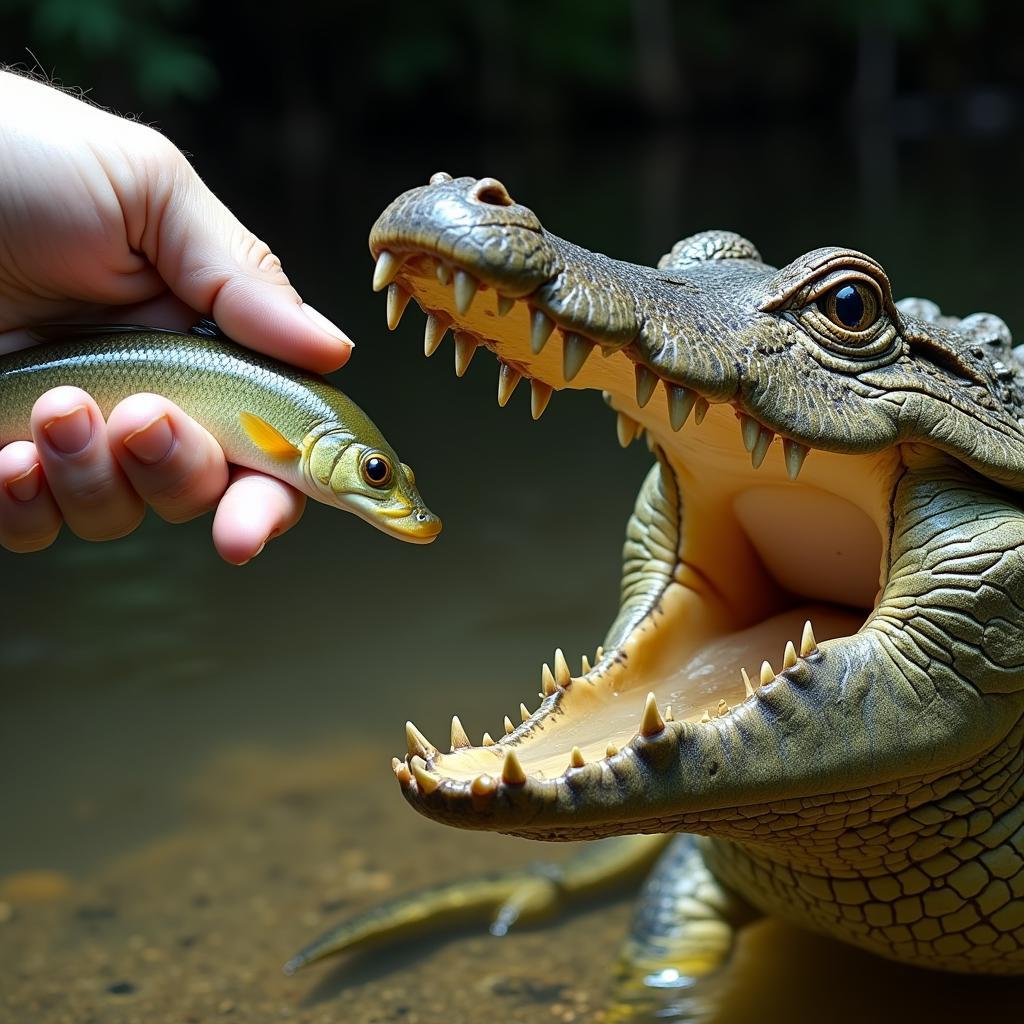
[
  {"xmin": 107, "ymin": 394, "xmax": 228, "ymax": 524},
  {"xmin": 133, "ymin": 135, "xmax": 353, "ymax": 374},
  {"xmin": 30, "ymin": 387, "xmax": 145, "ymax": 541},
  {"xmin": 0, "ymin": 441, "xmax": 62, "ymax": 552},
  {"xmin": 4, "ymin": 388, "xmax": 301, "ymax": 562},
  {"xmin": 212, "ymin": 469, "xmax": 306, "ymax": 565}
]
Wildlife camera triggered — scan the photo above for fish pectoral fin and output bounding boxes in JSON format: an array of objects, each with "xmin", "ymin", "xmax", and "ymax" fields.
[{"xmin": 239, "ymin": 412, "xmax": 300, "ymax": 460}]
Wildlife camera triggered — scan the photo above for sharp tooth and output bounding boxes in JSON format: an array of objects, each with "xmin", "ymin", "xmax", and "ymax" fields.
[
  {"xmin": 497, "ymin": 294, "xmax": 515, "ymax": 317},
  {"xmin": 519, "ymin": 702, "xmax": 531, "ymax": 723},
  {"xmin": 634, "ymin": 365, "xmax": 657, "ymax": 407},
  {"xmin": 471, "ymin": 774, "xmax": 497, "ymax": 796},
  {"xmin": 497, "ymin": 363, "xmax": 522, "ymax": 407},
  {"xmin": 530, "ymin": 380, "xmax": 553, "ymax": 420},
  {"xmin": 373, "ymin": 250, "xmax": 403, "ymax": 292},
  {"xmin": 701, "ymin": 709, "xmax": 711, "ymax": 724},
  {"xmin": 640, "ymin": 691, "xmax": 665, "ymax": 737},
  {"xmin": 783, "ymin": 640, "xmax": 798, "ymax": 670},
  {"xmin": 580, "ymin": 655, "xmax": 591, "ymax": 675},
  {"xmin": 595, "ymin": 645, "xmax": 604, "ymax": 661},
  {"xmin": 740, "ymin": 414, "xmax": 760, "ymax": 452},
  {"xmin": 502, "ymin": 748, "xmax": 527, "ymax": 785},
  {"xmin": 450, "ymin": 715, "xmax": 471, "ymax": 750},
  {"xmin": 386, "ymin": 283, "xmax": 411, "ymax": 330},
  {"xmin": 617, "ymin": 412, "xmax": 638, "ymax": 448},
  {"xmin": 751, "ymin": 427, "xmax": 774, "ymax": 469},
  {"xmin": 553, "ymin": 649, "xmax": 571, "ymax": 686},
  {"xmin": 784, "ymin": 438, "xmax": 810, "ymax": 481},
  {"xmin": 504, "ymin": 716, "xmax": 515, "ymax": 736},
  {"xmin": 562, "ymin": 333, "xmax": 594, "ymax": 382},
  {"xmin": 453, "ymin": 331, "xmax": 479, "ymax": 377},
  {"xmin": 436, "ymin": 261, "xmax": 452, "ymax": 285},
  {"xmin": 694, "ymin": 397, "xmax": 709, "ymax": 424},
  {"xmin": 454, "ymin": 270, "xmax": 478, "ymax": 314},
  {"xmin": 760, "ymin": 661, "xmax": 775, "ymax": 685},
  {"xmin": 569, "ymin": 746, "xmax": 586, "ymax": 769},
  {"xmin": 742, "ymin": 668, "xmax": 754, "ymax": 698},
  {"xmin": 530, "ymin": 309, "xmax": 555, "ymax": 354},
  {"xmin": 392, "ymin": 756, "xmax": 411, "ymax": 784},
  {"xmin": 717, "ymin": 699, "xmax": 729, "ymax": 717},
  {"xmin": 424, "ymin": 313, "xmax": 450, "ymax": 357},
  {"xmin": 606, "ymin": 744, "xmax": 619, "ymax": 757},
  {"xmin": 666, "ymin": 384, "xmax": 697, "ymax": 431},
  {"xmin": 406, "ymin": 721, "xmax": 434, "ymax": 758},
  {"xmin": 410, "ymin": 756, "xmax": 440, "ymax": 794},
  {"xmin": 482, "ymin": 732, "xmax": 495, "ymax": 746},
  {"xmin": 663, "ymin": 705, "xmax": 674, "ymax": 722},
  {"xmin": 541, "ymin": 664, "xmax": 557, "ymax": 696},
  {"xmin": 801, "ymin": 620, "xmax": 818, "ymax": 657}
]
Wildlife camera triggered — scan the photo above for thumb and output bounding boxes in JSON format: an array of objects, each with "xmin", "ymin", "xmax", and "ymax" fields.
[{"xmin": 142, "ymin": 150, "xmax": 352, "ymax": 374}]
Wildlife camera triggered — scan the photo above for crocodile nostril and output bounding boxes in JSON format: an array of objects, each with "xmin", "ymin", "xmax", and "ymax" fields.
[
  {"xmin": 430, "ymin": 171, "xmax": 453, "ymax": 185},
  {"xmin": 470, "ymin": 177, "xmax": 514, "ymax": 207}
]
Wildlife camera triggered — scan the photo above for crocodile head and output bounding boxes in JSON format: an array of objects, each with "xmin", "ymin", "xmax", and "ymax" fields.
[{"xmin": 373, "ymin": 173, "xmax": 1024, "ymax": 841}]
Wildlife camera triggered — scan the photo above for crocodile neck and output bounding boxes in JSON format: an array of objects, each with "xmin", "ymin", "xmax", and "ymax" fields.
[{"xmin": 704, "ymin": 716, "xmax": 1024, "ymax": 970}]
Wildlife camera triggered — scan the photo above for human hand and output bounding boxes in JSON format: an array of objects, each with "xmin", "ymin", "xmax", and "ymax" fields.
[{"xmin": 0, "ymin": 71, "xmax": 352, "ymax": 562}]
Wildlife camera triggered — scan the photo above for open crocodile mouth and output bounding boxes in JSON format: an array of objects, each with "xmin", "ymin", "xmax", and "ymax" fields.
[{"xmin": 371, "ymin": 177, "xmax": 907, "ymax": 839}]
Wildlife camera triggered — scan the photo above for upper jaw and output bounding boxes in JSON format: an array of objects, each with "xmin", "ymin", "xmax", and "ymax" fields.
[{"xmin": 366, "ymin": 174, "xmax": 912, "ymax": 838}]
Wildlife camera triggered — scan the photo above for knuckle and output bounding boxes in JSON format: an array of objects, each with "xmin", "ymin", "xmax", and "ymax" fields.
[
  {"xmin": 144, "ymin": 473, "xmax": 219, "ymax": 523},
  {"xmin": 63, "ymin": 469, "xmax": 124, "ymax": 512},
  {"xmin": 241, "ymin": 234, "xmax": 289, "ymax": 283}
]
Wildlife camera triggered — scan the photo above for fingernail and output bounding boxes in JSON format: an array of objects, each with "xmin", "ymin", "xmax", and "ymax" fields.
[
  {"xmin": 43, "ymin": 405, "xmax": 92, "ymax": 454},
  {"xmin": 301, "ymin": 303, "xmax": 353, "ymax": 346},
  {"xmin": 4, "ymin": 463, "xmax": 42, "ymax": 502},
  {"xmin": 122, "ymin": 414, "xmax": 174, "ymax": 465}
]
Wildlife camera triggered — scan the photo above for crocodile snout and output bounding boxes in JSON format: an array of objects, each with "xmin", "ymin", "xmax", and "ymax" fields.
[{"xmin": 369, "ymin": 173, "xmax": 556, "ymax": 298}]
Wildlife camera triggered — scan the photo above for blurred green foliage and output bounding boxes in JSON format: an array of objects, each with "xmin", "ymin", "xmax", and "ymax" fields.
[
  {"xmin": 826, "ymin": 0, "xmax": 983, "ymax": 32},
  {"xmin": 0, "ymin": 0, "xmax": 1008, "ymax": 127},
  {"xmin": 0, "ymin": 0, "xmax": 215, "ymax": 102}
]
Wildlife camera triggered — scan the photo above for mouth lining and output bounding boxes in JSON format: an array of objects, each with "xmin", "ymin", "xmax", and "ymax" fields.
[{"xmin": 375, "ymin": 244, "xmax": 899, "ymax": 803}]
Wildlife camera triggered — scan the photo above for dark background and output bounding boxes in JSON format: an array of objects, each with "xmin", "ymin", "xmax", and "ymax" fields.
[
  {"xmin": 2, "ymin": 0, "xmax": 1023, "ymax": 863},
  {"xmin": 2, "ymin": 3, "xmax": 1024, "ymax": 1021},
  {"xmin": 2, "ymin": 0, "xmax": 1023, "ymax": 871}
]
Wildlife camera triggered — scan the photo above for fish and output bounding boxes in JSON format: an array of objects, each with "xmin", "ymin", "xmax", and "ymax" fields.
[{"xmin": 0, "ymin": 321, "xmax": 441, "ymax": 544}]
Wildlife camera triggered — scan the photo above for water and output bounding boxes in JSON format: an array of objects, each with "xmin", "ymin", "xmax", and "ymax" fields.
[{"xmin": 2, "ymin": 126, "xmax": 1024, "ymax": 1022}]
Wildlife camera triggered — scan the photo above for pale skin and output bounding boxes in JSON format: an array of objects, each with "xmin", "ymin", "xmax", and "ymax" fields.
[{"xmin": 0, "ymin": 71, "xmax": 353, "ymax": 562}]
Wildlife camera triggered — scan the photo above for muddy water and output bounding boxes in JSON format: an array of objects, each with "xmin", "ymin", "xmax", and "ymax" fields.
[{"xmin": 3, "ymin": 131, "xmax": 1024, "ymax": 1022}]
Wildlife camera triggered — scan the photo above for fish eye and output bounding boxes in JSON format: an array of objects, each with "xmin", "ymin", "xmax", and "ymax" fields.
[
  {"xmin": 817, "ymin": 281, "xmax": 879, "ymax": 333},
  {"xmin": 361, "ymin": 453, "xmax": 393, "ymax": 488}
]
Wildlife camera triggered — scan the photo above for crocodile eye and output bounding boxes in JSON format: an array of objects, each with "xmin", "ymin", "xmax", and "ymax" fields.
[
  {"xmin": 817, "ymin": 282, "xmax": 879, "ymax": 333},
  {"xmin": 361, "ymin": 454, "xmax": 393, "ymax": 488}
]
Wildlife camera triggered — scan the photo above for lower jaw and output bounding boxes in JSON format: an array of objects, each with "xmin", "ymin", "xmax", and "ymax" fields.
[{"xmin": 423, "ymin": 581, "xmax": 868, "ymax": 786}]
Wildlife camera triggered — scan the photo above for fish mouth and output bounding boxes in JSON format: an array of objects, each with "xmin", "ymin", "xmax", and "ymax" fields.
[
  {"xmin": 371, "ymin": 177, "xmax": 905, "ymax": 838},
  {"xmin": 346, "ymin": 495, "xmax": 442, "ymax": 544}
]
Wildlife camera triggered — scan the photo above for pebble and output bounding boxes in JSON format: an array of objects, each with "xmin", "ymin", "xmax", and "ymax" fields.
[{"xmin": 0, "ymin": 870, "xmax": 73, "ymax": 904}]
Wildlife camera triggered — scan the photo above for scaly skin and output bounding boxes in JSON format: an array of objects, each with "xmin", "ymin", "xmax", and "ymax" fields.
[{"xmin": 291, "ymin": 173, "xmax": 1024, "ymax": 989}]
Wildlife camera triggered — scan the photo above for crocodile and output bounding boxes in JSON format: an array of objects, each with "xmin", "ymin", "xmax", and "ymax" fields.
[{"xmin": 290, "ymin": 173, "xmax": 1024, "ymax": 1010}]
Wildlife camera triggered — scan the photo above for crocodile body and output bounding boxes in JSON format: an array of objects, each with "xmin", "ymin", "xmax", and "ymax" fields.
[{"xmin": 292, "ymin": 174, "xmax": 1024, "ymax": 1002}]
